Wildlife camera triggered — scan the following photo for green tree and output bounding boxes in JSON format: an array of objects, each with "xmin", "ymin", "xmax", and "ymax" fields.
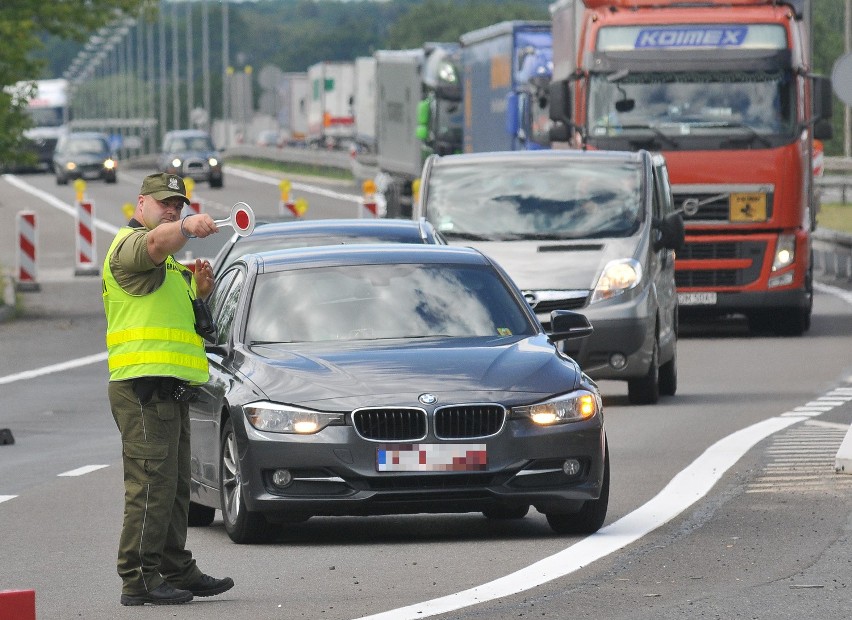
[
  {"xmin": 387, "ymin": 0, "xmax": 550, "ymax": 49},
  {"xmin": 0, "ymin": 0, "xmax": 147, "ymax": 167}
]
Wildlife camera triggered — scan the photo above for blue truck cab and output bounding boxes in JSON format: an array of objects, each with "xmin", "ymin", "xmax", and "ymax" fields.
[{"xmin": 460, "ymin": 21, "xmax": 553, "ymax": 153}]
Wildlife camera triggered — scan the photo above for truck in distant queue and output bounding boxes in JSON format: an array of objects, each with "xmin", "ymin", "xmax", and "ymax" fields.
[
  {"xmin": 306, "ymin": 61, "xmax": 355, "ymax": 149},
  {"xmin": 547, "ymin": 0, "xmax": 833, "ymax": 336},
  {"xmin": 12, "ymin": 78, "xmax": 70, "ymax": 171},
  {"xmin": 460, "ymin": 20, "xmax": 553, "ymax": 153}
]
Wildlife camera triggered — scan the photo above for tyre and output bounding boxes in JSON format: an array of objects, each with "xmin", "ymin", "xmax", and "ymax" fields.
[
  {"xmin": 220, "ymin": 417, "xmax": 274, "ymax": 543},
  {"xmin": 628, "ymin": 337, "xmax": 660, "ymax": 405},
  {"xmin": 483, "ymin": 505, "xmax": 530, "ymax": 520},
  {"xmin": 770, "ymin": 307, "xmax": 808, "ymax": 337},
  {"xmin": 187, "ymin": 501, "xmax": 215, "ymax": 527},
  {"xmin": 546, "ymin": 444, "xmax": 609, "ymax": 535},
  {"xmin": 659, "ymin": 337, "xmax": 677, "ymax": 397}
]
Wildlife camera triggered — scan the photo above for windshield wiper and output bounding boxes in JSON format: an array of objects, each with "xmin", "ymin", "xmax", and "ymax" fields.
[
  {"xmin": 618, "ymin": 124, "xmax": 679, "ymax": 148},
  {"xmin": 717, "ymin": 122, "xmax": 773, "ymax": 148},
  {"xmin": 441, "ymin": 230, "xmax": 496, "ymax": 241}
]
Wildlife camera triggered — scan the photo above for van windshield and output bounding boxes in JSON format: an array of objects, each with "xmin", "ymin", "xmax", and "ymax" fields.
[{"xmin": 424, "ymin": 160, "xmax": 643, "ymax": 241}]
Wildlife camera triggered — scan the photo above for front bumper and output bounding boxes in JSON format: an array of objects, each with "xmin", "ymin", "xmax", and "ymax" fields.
[{"xmin": 234, "ymin": 414, "xmax": 606, "ymax": 520}]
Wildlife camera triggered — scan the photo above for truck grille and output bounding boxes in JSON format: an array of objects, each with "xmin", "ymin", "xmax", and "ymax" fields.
[
  {"xmin": 676, "ymin": 240, "xmax": 767, "ymax": 288},
  {"xmin": 434, "ymin": 405, "xmax": 505, "ymax": 439},
  {"xmin": 352, "ymin": 408, "xmax": 427, "ymax": 441}
]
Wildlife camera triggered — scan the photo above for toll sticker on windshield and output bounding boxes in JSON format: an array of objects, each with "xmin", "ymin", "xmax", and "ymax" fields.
[
  {"xmin": 497, "ymin": 327, "xmax": 513, "ymax": 336},
  {"xmin": 377, "ymin": 444, "xmax": 487, "ymax": 472},
  {"xmin": 729, "ymin": 193, "xmax": 767, "ymax": 222}
]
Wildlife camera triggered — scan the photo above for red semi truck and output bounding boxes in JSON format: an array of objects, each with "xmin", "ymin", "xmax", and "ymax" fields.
[{"xmin": 547, "ymin": 0, "xmax": 833, "ymax": 335}]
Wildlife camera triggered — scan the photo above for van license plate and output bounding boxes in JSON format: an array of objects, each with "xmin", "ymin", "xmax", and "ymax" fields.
[{"xmin": 678, "ymin": 292, "xmax": 717, "ymax": 306}]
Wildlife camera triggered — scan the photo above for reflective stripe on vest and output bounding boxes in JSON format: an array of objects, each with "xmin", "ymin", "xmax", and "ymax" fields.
[{"xmin": 103, "ymin": 227, "xmax": 209, "ymax": 383}]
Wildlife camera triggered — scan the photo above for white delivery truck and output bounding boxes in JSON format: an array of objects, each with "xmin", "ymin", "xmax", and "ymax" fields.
[{"xmin": 306, "ymin": 61, "xmax": 355, "ymax": 149}]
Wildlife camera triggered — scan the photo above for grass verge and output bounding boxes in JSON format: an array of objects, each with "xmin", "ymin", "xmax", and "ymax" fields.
[
  {"xmin": 228, "ymin": 156, "xmax": 354, "ymax": 182},
  {"xmin": 817, "ymin": 203, "xmax": 852, "ymax": 234}
]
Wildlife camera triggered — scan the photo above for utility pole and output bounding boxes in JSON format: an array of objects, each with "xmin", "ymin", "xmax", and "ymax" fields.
[{"xmin": 846, "ymin": 0, "xmax": 850, "ymax": 157}]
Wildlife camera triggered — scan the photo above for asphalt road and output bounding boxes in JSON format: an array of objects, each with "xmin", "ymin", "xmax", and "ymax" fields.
[{"xmin": 1, "ymin": 166, "xmax": 852, "ymax": 620}]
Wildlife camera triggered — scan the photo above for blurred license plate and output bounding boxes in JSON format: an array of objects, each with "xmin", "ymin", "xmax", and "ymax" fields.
[
  {"xmin": 678, "ymin": 292, "xmax": 717, "ymax": 305},
  {"xmin": 377, "ymin": 443, "xmax": 487, "ymax": 472}
]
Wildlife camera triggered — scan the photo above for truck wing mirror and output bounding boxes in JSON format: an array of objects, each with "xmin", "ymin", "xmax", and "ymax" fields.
[
  {"xmin": 548, "ymin": 79, "xmax": 572, "ymax": 125},
  {"xmin": 547, "ymin": 310, "xmax": 593, "ymax": 343}
]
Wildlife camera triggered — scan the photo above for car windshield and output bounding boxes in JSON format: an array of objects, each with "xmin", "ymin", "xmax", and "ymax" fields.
[
  {"xmin": 425, "ymin": 160, "xmax": 642, "ymax": 240},
  {"xmin": 244, "ymin": 263, "xmax": 534, "ymax": 344},
  {"xmin": 68, "ymin": 138, "xmax": 108, "ymax": 155},
  {"xmin": 168, "ymin": 136, "xmax": 214, "ymax": 151}
]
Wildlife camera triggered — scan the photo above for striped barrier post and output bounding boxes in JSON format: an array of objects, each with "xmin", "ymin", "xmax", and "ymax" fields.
[
  {"xmin": 0, "ymin": 589, "xmax": 36, "ymax": 620},
  {"xmin": 359, "ymin": 179, "xmax": 378, "ymax": 218},
  {"xmin": 184, "ymin": 178, "xmax": 201, "ymax": 216},
  {"xmin": 15, "ymin": 211, "xmax": 39, "ymax": 292},
  {"xmin": 75, "ymin": 200, "xmax": 99, "ymax": 276}
]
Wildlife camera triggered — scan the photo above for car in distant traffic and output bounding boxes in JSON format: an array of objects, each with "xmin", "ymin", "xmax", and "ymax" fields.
[
  {"xmin": 186, "ymin": 244, "xmax": 608, "ymax": 543},
  {"xmin": 211, "ymin": 217, "xmax": 446, "ymax": 278},
  {"xmin": 158, "ymin": 129, "xmax": 223, "ymax": 188},
  {"xmin": 52, "ymin": 131, "xmax": 117, "ymax": 185},
  {"xmin": 417, "ymin": 148, "xmax": 684, "ymax": 405}
]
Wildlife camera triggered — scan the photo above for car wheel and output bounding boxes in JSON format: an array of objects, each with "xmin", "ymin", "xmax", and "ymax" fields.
[
  {"xmin": 220, "ymin": 417, "xmax": 274, "ymax": 544},
  {"xmin": 187, "ymin": 501, "xmax": 215, "ymax": 527},
  {"xmin": 628, "ymin": 336, "xmax": 660, "ymax": 405},
  {"xmin": 546, "ymin": 444, "xmax": 609, "ymax": 535},
  {"xmin": 210, "ymin": 176, "xmax": 223, "ymax": 189},
  {"xmin": 483, "ymin": 504, "xmax": 530, "ymax": 520},
  {"xmin": 56, "ymin": 172, "xmax": 67, "ymax": 185},
  {"xmin": 659, "ymin": 338, "xmax": 677, "ymax": 397}
]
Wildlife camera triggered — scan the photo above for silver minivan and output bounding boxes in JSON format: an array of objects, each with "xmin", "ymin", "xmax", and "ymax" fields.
[{"xmin": 415, "ymin": 149, "xmax": 684, "ymax": 404}]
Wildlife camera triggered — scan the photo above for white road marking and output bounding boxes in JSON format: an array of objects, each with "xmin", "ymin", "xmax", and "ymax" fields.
[
  {"xmin": 354, "ymin": 415, "xmax": 807, "ymax": 620},
  {"xmin": 0, "ymin": 352, "xmax": 107, "ymax": 385},
  {"xmin": 226, "ymin": 165, "xmax": 361, "ymax": 203},
  {"xmin": 57, "ymin": 465, "xmax": 109, "ymax": 477},
  {"xmin": 0, "ymin": 495, "xmax": 17, "ymax": 504}
]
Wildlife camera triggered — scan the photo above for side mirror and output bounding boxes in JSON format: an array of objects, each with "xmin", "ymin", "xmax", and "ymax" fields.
[
  {"xmin": 548, "ymin": 79, "xmax": 572, "ymax": 125},
  {"xmin": 653, "ymin": 212, "xmax": 685, "ymax": 252},
  {"xmin": 548, "ymin": 310, "xmax": 593, "ymax": 342}
]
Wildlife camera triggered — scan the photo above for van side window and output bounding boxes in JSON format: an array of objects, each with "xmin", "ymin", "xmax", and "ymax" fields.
[{"xmin": 654, "ymin": 163, "xmax": 675, "ymax": 218}]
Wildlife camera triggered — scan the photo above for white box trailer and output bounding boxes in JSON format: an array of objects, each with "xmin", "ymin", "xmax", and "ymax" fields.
[
  {"xmin": 307, "ymin": 61, "xmax": 355, "ymax": 148},
  {"xmin": 280, "ymin": 72, "xmax": 309, "ymax": 144},
  {"xmin": 354, "ymin": 56, "xmax": 377, "ymax": 152}
]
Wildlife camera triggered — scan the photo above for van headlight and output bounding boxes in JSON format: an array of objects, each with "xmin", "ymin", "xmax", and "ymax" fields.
[
  {"xmin": 589, "ymin": 258, "xmax": 642, "ymax": 304},
  {"xmin": 244, "ymin": 401, "xmax": 345, "ymax": 434}
]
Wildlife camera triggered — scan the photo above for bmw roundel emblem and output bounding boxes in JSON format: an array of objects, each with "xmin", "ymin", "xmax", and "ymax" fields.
[{"xmin": 418, "ymin": 393, "xmax": 437, "ymax": 405}]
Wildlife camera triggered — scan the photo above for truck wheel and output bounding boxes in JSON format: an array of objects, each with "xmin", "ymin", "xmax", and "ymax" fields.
[
  {"xmin": 546, "ymin": 445, "xmax": 609, "ymax": 535},
  {"xmin": 771, "ymin": 308, "xmax": 809, "ymax": 337},
  {"xmin": 188, "ymin": 501, "xmax": 215, "ymax": 527},
  {"xmin": 220, "ymin": 418, "xmax": 275, "ymax": 544},
  {"xmin": 628, "ymin": 337, "xmax": 660, "ymax": 405}
]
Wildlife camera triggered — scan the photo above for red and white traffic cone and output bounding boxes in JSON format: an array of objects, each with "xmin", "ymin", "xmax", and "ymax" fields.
[{"xmin": 15, "ymin": 211, "xmax": 40, "ymax": 292}]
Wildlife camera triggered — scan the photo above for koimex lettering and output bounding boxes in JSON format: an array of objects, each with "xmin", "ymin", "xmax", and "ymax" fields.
[{"xmin": 635, "ymin": 26, "xmax": 747, "ymax": 49}]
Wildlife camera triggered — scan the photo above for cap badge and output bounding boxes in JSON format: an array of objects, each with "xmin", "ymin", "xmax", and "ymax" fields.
[{"xmin": 168, "ymin": 177, "xmax": 180, "ymax": 190}]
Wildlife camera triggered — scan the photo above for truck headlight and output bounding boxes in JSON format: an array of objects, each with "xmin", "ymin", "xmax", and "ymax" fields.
[
  {"xmin": 589, "ymin": 258, "xmax": 642, "ymax": 304},
  {"xmin": 512, "ymin": 390, "xmax": 599, "ymax": 425},
  {"xmin": 771, "ymin": 234, "xmax": 795, "ymax": 271},
  {"xmin": 245, "ymin": 401, "xmax": 345, "ymax": 434}
]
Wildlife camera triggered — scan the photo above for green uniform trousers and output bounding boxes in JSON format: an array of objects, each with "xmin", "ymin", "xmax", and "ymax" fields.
[{"xmin": 108, "ymin": 379, "xmax": 203, "ymax": 596}]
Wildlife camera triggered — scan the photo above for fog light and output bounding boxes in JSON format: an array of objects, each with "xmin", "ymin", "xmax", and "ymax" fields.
[
  {"xmin": 609, "ymin": 352, "xmax": 627, "ymax": 370},
  {"xmin": 768, "ymin": 271, "xmax": 794, "ymax": 288},
  {"xmin": 562, "ymin": 459, "xmax": 581, "ymax": 476},
  {"xmin": 272, "ymin": 469, "xmax": 293, "ymax": 488}
]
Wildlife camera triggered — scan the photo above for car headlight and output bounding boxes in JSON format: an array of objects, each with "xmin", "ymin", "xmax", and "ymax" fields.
[
  {"xmin": 103, "ymin": 159, "xmax": 116, "ymax": 170},
  {"xmin": 171, "ymin": 157, "xmax": 182, "ymax": 168},
  {"xmin": 511, "ymin": 389, "xmax": 599, "ymax": 425},
  {"xmin": 65, "ymin": 162, "xmax": 77, "ymax": 171},
  {"xmin": 244, "ymin": 401, "xmax": 345, "ymax": 434},
  {"xmin": 771, "ymin": 234, "xmax": 795, "ymax": 271},
  {"xmin": 589, "ymin": 258, "xmax": 642, "ymax": 304},
  {"xmin": 208, "ymin": 157, "xmax": 219, "ymax": 167}
]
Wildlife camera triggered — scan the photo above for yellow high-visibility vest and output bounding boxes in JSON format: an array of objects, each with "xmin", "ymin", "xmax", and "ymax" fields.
[{"xmin": 103, "ymin": 227, "xmax": 209, "ymax": 383}]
